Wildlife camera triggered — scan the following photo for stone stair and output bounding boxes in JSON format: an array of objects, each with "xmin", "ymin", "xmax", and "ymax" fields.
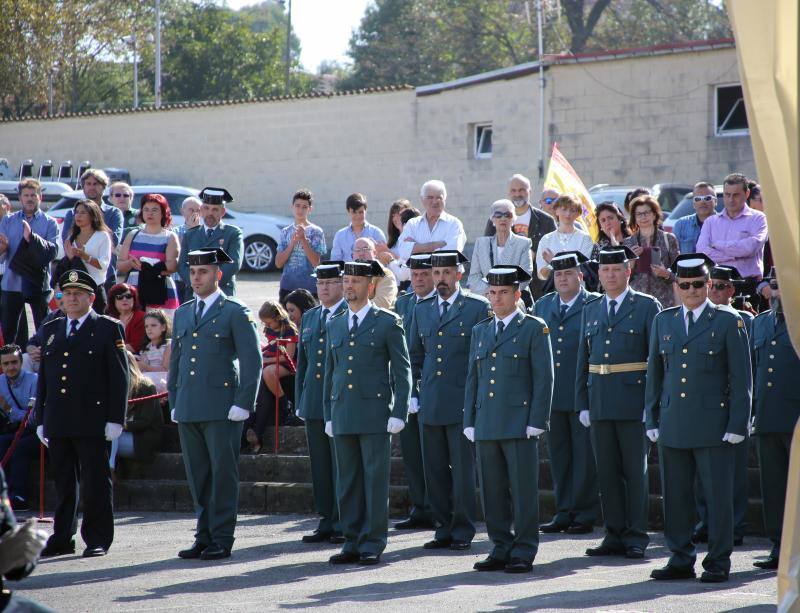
[{"xmin": 28, "ymin": 425, "xmax": 767, "ymax": 534}]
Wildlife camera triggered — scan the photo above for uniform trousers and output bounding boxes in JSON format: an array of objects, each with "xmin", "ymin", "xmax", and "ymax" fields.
[
  {"xmin": 305, "ymin": 418, "xmax": 340, "ymax": 534},
  {"xmin": 398, "ymin": 412, "xmax": 429, "ymax": 521},
  {"xmin": 659, "ymin": 444, "xmax": 734, "ymax": 574},
  {"xmin": 476, "ymin": 437, "xmax": 540, "ymax": 562},
  {"xmin": 757, "ymin": 432, "xmax": 793, "ymax": 555},
  {"xmin": 178, "ymin": 420, "xmax": 243, "ymax": 550},
  {"xmin": 334, "ymin": 433, "xmax": 390, "ymax": 556},
  {"xmin": 694, "ymin": 434, "xmax": 749, "ymax": 539},
  {"xmin": 49, "ymin": 436, "xmax": 114, "ymax": 550},
  {"xmin": 590, "ymin": 419, "xmax": 649, "ymax": 550},
  {"xmin": 421, "ymin": 423, "xmax": 476, "ymax": 543}
]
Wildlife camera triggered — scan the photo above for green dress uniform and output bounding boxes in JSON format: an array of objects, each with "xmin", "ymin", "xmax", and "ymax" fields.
[
  {"xmin": 296, "ymin": 291, "xmax": 348, "ymax": 537},
  {"xmin": 534, "ymin": 284, "xmax": 601, "ymax": 529},
  {"xmin": 394, "ymin": 287, "xmax": 436, "ymax": 524},
  {"xmin": 645, "ymin": 294, "xmax": 751, "ymax": 577},
  {"xmin": 752, "ymin": 307, "xmax": 800, "ymax": 563},
  {"xmin": 409, "ymin": 285, "xmax": 490, "ymax": 545},
  {"xmin": 464, "ymin": 303, "xmax": 553, "ymax": 565},
  {"xmin": 575, "ymin": 257, "xmax": 661, "ymax": 554},
  {"xmin": 168, "ymin": 255, "xmax": 261, "ymax": 554},
  {"xmin": 323, "ymin": 294, "xmax": 412, "ymax": 558}
]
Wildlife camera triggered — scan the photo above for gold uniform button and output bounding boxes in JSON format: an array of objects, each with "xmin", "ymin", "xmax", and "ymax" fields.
[
  {"xmin": 193, "ymin": 333, "xmax": 198, "ymax": 337},
  {"xmin": 436, "ymin": 357, "xmax": 442, "ymax": 363},
  {"xmin": 62, "ymin": 364, "xmax": 67, "ymax": 369},
  {"xmin": 490, "ymin": 366, "xmax": 496, "ymax": 371},
  {"xmin": 61, "ymin": 376, "xmax": 67, "ymax": 381},
  {"xmin": 436, "ymin": 371, "xmax": 442, "ymax": 376},
  {"xmin": 60, "ymin": 388, "xmax": 66, "ymax": 394},
  {"xmin": 488, "ymin": 392, "xmax": 494, "ymax": 398},
  {"xmin": 604, "ymin": 353, "xmax": 609, "ymax": 358},
  {"xmin": 770, "ymin": 354, "xmax": 775, "ymax": 359},
  {"xmin": 557, "ymin": 338, "xmax": 562, "ymax": 343},
  {"xmin": 559, "ymin": 326, "xmax": 564, "ymax": 331},
  {"xmin": 681, "ymin": 378, "xmax": 686, "ymax": 383},
  {"xmin": 555, "ymin": 362, "xmax": 560, "ymax": 367},
  {"xmin": 318, "ymin": 350, "xmax": 323, "ymax": 355},
  {"xmin": 437, "ymin": 344, "xmax": 442, "ymax": 350},
  {"xmin": 768, "ymin": 368, "xmax": 774, "ymax": 373},
  {"xmin": 63, "ymin": 352, "xmax": 69, "ymax": 357},
  {"xmin": 438, "ymin": 331, "xmax": 443, "ymax": 336},
  {"xmin": 224, "ymin": 382, "xmax": 229, "ymax": 387},
  {"xmin": 491, "ymin": 353, "xmax": 496, "ymax": 358},
  {"xmin": 605, "ymin": 340, "xmax": 611, "ymax": 345},
  {"xmin": 191, "ymin": 357, "xmax": 196, "ymax": 362},
  {"xmin": 348, "ymin": 356, "xmax": 353, "ymax": 361},
  {"xmin": 556, "ymin": 350, "xmax": 561, "ymax": 355},
  {"xmin": 349, "ymin": 341, "xmax": 355, "ymax": 346},
  {"xmin": 315, "ymin": 374, "xmax": 321, "ymax": 379},
  {"xmin": 489, "ymin": 379, "xmax": 495, "ymax": 385},
  {"xmin": 772, "ymin": 340, "xmax": 777, "ymax": 346},
  {"xmin": 680, "ymin": 392, "xmax": 686, "ymax": 398},
  {"xmin": 682, "ymin": 348, "xmax": 688, "ymax": 354},
  {"xmin": 347, "ymin": 384, "xmax": 353, "ymax": 389},
  {"xmin": 767, "ymin": 382, "xmax": 773, "ymax": 387},
  {"xmin": 347, "ymin": 369, "xmax": 352, "ymax": 375},
  {"xmin": 192, "ymin": 345, "xmax": 197, "ymax": 350}
]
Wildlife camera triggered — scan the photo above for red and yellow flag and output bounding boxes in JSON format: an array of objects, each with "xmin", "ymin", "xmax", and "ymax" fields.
[{"xmin": 543, "ymin": 143, "xmax": 598, "ymax": 241}]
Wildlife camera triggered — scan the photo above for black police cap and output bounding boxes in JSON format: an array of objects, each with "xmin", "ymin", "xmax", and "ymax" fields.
[
  {"xmin": 59, "ymin": 269, "xmax": 97, "ymax": 294},
  {"xmin": 408, "ymin": 253, "xmax": 433, "ymax": 269},
  {"xmin": 199, "ymin": 187, "xmax": 234, "ymax": 206},
  {"xmin": 597, "ymin": 245, "xmax": 638, "ymax": 265},
  {"xmin": 187, "ymin": 248, "xmax": 234, "ymax": 266},
  {"xmin": 551, "ymin": 250, "xmax": 589, "ymax": 271},
  {"xmin": 430, "ymin": 250, "xmax": 469, "ymax": 268},
  {"xmin": 343, "ymin": 260, "xmax": 385, "ymax": 277},
  {"xmin": 312, "ymin": 260, "xmax": 345, "ymax": 279},
  {"xmin": 670, "ymin": 253, "xmax": 715, "ymax": 278},
  {"xmin": 710, "ymin": 265, "xmax": 742, "ymax": 283},
  {"xmin": 484, "ymin": 265, "xmax": 532, "ymax": 286}
]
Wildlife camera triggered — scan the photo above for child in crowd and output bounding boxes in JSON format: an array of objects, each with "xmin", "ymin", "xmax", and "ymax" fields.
[
  {"xmin": 275, "ymin": 189, "xmax": 326, "ymax": 303},
  {"xmin": 136, "ymin": 309, "xmax": 172, "ymax": 393}
]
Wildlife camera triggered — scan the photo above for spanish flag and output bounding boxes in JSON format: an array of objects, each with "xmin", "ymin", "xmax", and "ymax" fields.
[{"xmin": 543, "ymin": 143, "xmax": 598, "ymax": 241}]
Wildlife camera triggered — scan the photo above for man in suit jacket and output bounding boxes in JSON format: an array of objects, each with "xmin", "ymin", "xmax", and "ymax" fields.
[
  {"xmin": 35, "ymin": 269, "xmax": 129, "ymax": 558},
  {"xmin": 392, "ymin": 254, "xmax": 437, "ymax": 530},
  {"xmin": 169, "ymin": 248, "xmax": 261, "ymax": 561},
  {"xmin": 295, "ymin": 261, "xmax": 348, "ymax": 544},
  {"xmin": 645, "ymin": 254, "xmax": 751, "ymax": 583},
  {"xmin": 464, "ymin": 265, "xmax": 553, "ymax": 573},
  {"xmin": 323, "ymin": 260, "xmax": 411, "ymax": 566},
  {"xmin": 177, "ymin": 188, "xmax": 244, "ymax": 298},
  {"xmin": 751, "ymin": 269, "xmax": 800, "ymax": 570},
  {"xmin": 535, "ymin": 251, "xmax": 600, "ymax": 534},
  {"xmin": 575, "ymin": 246, "xmax": 661, "ymax": 560},
  {"xmin": 408, "ymin": 251, "xmax": 490, "ymax": 551},
  {"xmin": 483, "ymin": 175, "xmax": 556, "ymax": 300}
]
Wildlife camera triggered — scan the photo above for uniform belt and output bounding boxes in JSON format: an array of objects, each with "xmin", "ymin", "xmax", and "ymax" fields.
[{"xmin": 588, "ymin": 362, "xmax": 648, "ymax": 375}]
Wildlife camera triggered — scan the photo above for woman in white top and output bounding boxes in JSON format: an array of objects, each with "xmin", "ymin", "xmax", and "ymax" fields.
[
  {"xmin": 535, "ymin": 194, "xmax": 593, "ymax": 280},
  {"xmin": 63, "ymin": 198, "xmax": 112, "ymax": 312}
]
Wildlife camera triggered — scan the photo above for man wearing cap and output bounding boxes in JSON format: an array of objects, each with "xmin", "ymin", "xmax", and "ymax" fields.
[
  {"xmin": 693, "ymin": 264, "xmax": 753, "ymax": 546},
  {"xmin": 645, "ymin": 253, "xmax": 751, "ymax": 583},
  {"xmin": 408, "ymin": 250, "xmax": 490, "ymax": 551},
  {"xmin": 464, "ymin": 265, "xmax": 553, "ymax": 573},
  {"xmin": 751, "ymin": 268, "xmax": 800, "ymax": 570},
  {"xmin": 535, "ymin": 251, "xmax": 600, "ymax": 535},
  {"xmin": 323, "ymin": 260, "xmax": 411, "ymax": 566},
  {"xmin": 177, "ymin": 188, "xmax": 244, "ymax": 299},
  {"xmin": 392, "ymin": 254, "xmax": 437, "ymax": 530},
  {"xmin": 35, "ymin": 269, "xmax": 129, "ymax": 558},
  {"xmin": 295, "ymin": 261, "xmax": 348, "ymax": 544},
  {"xmin": 169, "ymin": 248, "xmax": 261, "ymax": 561},
  {"xmin": 575, "ymin": 246, "xmax": 661, "ymax": 560}
]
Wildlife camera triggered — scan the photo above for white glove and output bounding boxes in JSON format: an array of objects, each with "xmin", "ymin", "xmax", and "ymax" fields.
[
  {"xmin": 722, "ymin": 432, "xmax": 745, "ymax": 444},
  {"xmin": 104, "ymin": 422, "xmax": 123, "ymax": 441},
  {"xmin": 35, "ymin": 425, "xmax": 48, "ymax": 448},
  {"xmin": 387, "ymin": 417, "xmax": 405, "ymax": 434},
  {"xmin": 646, "ymin": 429, "xmax": 659, "ymax": 443},
  {"xmin": 579, "ymin": 410, "xmax": 591, "ymax": 428},
  {"xmin": 526, "ymin": 426, "xmax": 544, "ymax": 439},
  {"xmin": 0, "ymin": 520, "xmax": 48, "ymax": 575},
  {"xmin": 324, "ymin": 421, "xmax": 333, "ymax": 438},
  {"xmin": 171, "ymin": 409, "xmax": 178, "ymax": 423},
  {"xmin": 463, "ymin": 427, "xmax": 475, "ymax": 442},
  {"xmin": 408, "ymin": 397, "xmax": 420, "ymax": 414},
  {"xmin": 227, "ymin": 406, "xmax": 250, "ymax": 422},
  {"xmin": 295, "ymin": 409, "xmax": 305, "ymax": 422},
  {"xmin": 748, "ymin": 417, "xmax": 755, "ymax": 436}
]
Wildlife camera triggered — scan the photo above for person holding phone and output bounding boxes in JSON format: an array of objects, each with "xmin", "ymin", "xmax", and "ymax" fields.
[{"xmin": 623, "ymin": 196, "xmax": 679, "ymax": 307}]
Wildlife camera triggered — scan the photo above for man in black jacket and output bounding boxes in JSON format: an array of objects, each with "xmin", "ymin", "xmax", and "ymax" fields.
[{"xmin": 35, "ymin": 269, "xmax": 129, "ymax": 558}]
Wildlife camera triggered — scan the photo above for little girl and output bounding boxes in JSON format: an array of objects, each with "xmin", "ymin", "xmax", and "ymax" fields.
[{"xmin": 137, "ymin": 309, "xmax": 172, "ymax": 393}]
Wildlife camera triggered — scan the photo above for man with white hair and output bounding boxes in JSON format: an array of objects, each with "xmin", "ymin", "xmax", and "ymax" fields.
[
  {"xmin": 484, "ymin": 174, "xmax": 556, "ymax": 300},
  {"xmin": 395, "ymin": 180, "xmax": 467, "ymax": 263},
  {"xmin": 174, "ymin": 197, "xmax": 203, "ymax": 299},
  {"xmin": 353, "ymin": 237, "xmax": 397, "ymax": 309}
]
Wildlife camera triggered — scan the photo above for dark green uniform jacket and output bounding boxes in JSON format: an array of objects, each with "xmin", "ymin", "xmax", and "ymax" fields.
[{"xmin": 178, "ymin": 223, "xmax": 244, "ymax": 296}]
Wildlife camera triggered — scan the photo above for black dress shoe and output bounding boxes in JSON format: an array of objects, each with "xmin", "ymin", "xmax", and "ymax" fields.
[
  {"xmin": 200, "ymin": 543, "xmax": 231, "ymax": 560},
  {"xmin": 394, "ymin": 517, "xmax": 433, "ymax": 530},
  {"xmin": 733, "ymin": 536, "xmax": 744, "ymax": 546},
  {"xmin": 566, "ymin": 523, "xmax": 593, "ymax": 535},
  {"xmin": 10, "ymin": 496, "xmax": 29, "ymax": 512},
  {"xmin": 651, "ymin": 565, "xmax": 696, "ymax": 580},
  {"xmin": 474, "ymin": 556, "xmax": 506, "ymax": 571},
  {"xmin": 540, "ymin": 519, "xmax": 570, "ymax": 533},
  {"xmin": 329, "ymin": 532, "xmax": 346, "ymax": 544},
  {"xmin": 504, "ymin": 558, "xmax": 533, "ymax": 573},
  {"xmin": 753, "ymin": 556, "xmax": 779, "ymax": 570},
  {"xmin": 41, "ymin": 541, "xmax": 75, "ymax": 558},
  {"xmin": 700, "ymin": 569, "xmax": 729, "ymax": 583},
  {"xmin": 585, "ymin": 544, "xmax": 625, "ymax": 557},
  {"xmin": 423, "ymin": 538, "xmax": 452, "ymax": 550},
  {"xmin": 449, "ymin": 540, "xmax": 471, "ymax": 551},
  {"xmin": 178, "ymin": 542, "xmax": 207, "ymax": 559},
  {"xmin": 329, "ymin": 551, "xmax": 360, "ymax": 564},
  {"xmin": 625, "ymin": 546, "xmax": 645, "ymax": 559},
  {"xmin": 358, "ymin": 552, "xmax": 380, "ymax": 565},
  {"xmin": 302, "ymin": 530, "xmax": 333, "ymax": 543},
  {"xmin": 82, "ymin": 546, "xmax": 107, "ymax": 558}
]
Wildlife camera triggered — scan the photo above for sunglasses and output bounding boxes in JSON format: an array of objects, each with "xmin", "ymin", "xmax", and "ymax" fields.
[
  {"xmin": 492, "ymin": 212, "xmax": 513, "ymax": 219},
  {"xmin": 693, "ymin": 195, "xmax": 716, "ymax": 202},
  {"xmin": 677, "ymin": 281, "xmax": 707, "ymax": 290},
  {"xmin": 711, "ymin": 282, "xmax": 732, "ymax": 291},
  {"xmin": 115, "ymin": 293, "xmax": 134, "ymax": 300},
  {"xmin": 113, "ymin": 193, "xmax": 132, "ymax": 198},
  {"xmin": 542, "ymin": 197, "xmax": 555, "ymax": 205}
]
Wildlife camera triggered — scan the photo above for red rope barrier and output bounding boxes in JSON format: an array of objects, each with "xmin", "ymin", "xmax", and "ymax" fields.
[
  {"xmin": 128, "ymin": 391, "xmax": 168, "ymax": 404},
  {"xmin": 0, "ymin": 407, "xmax": 33, "ymax": 469}
]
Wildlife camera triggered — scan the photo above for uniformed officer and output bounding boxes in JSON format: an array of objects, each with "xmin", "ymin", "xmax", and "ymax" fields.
[
  {"xmin": 751, "ymin": 268, "xmax": 800, "ymax": 570},
  {"xmin": 295, "ymin": 260, "xmax": 348, "ymax": 544},
  {"xmin": 464, "ymin": 265, "xmax": 553, "ymax": 573},
  {"xmin": 177, "ymin": 188, "xmax": 244, "ymax": 298},
  {"xmin": 535, "ymin": 251, "xmax": 600, "ymax": 534},
  {"xmin": 169, "ymin": 248, "xmax": 261, "ymax": 560},
  {"xmin": 645, "ymin": 254, "xmax": 751, "ymax": 583},
  {"xmin": 392, "ymin": 253, "xmax": 437, "ymax": 530},
  {"xmin": 323, "ymin": 260, "xmax": 411, "ymax": 566},
  {"xmin": 35, "ymin": 269, "xmax": 129, "ymax": 558},
  {"xmin": 575, "ymin": 246, "xmax": 661, "ymax": 559},
  {"xmin": 408, "ymin": 250, "xmax": 489, "ymax": 550},
  {"xmin": 693, "ymin": 264, "xmax": 754, "ymax": 546}
]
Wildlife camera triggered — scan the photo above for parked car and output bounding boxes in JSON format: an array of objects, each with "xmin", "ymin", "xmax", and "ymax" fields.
[
  {"xmin": 662, "ymin": 187, "xmax": 724, "ymax": 233},
  {"xmin": 589, "ymin": 183, "xmax": 694, "ymax": 217},
  {"xmin": 0, "ymin": 179, "xmax": 75, "ymax": 207},
  {"xmin": 47, "ymin": 185, "xmax": 293, "ymax": 272}
]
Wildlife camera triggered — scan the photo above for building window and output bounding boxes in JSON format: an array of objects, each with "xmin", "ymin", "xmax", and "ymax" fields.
[
  {"xmin": 474, "ymin": 123, "xmax": 493, "ymax": 158},
  {"xmin": 715, "ymin": 84, "xmax": 749, "ymax": 137}
]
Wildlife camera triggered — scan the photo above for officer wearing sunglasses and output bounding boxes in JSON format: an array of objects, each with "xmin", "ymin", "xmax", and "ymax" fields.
[{"xmin": 645, "ymin": 253, "xmax": 751, "ymax": 583}]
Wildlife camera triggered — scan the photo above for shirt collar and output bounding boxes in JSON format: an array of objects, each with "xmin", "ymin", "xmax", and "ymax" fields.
[
  {"xmin": 495, "ymin": 310, "xmax": 519, "ymax": 330},
  {"xmin": 324, "ymin": 298, "xmax": 346, "ymax": 315},
  {"xmin": 559, "ymin": 291, "xmax": 581, "ymax": 309},
  {"xmin": 606, "ymin": 286, "xmax": 630, "ymax": 308},
  {"xmin": 202, "ymin": 221, "xmax": 220, "ymax": 232},
  {"xmin": 416, "ymin": 288, "xmax": 437, "ymax": 302},
  {"xmin": 683, "ymin": 299, "xmax": 712, "ymax": 322},
  {"xmin": 438, "ymin": 288, "xmax": 460, "ymax": 308},
  {"xmin": 348, "ymin": 301, "xmax": 373, "ymax": 323},
  {"xmin": 195, "ymin": 288, "xmax": 224, "ymax": 310},
  {"xmin": 721, "ymin": 205, "xmax": 754, "ymax": 221},
  {"xmin": 67, "ymin": 310, "xmax": 92, "ymax": 331}
]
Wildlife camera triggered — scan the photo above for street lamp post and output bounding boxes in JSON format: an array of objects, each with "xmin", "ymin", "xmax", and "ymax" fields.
[
  {"xmin": 155, "ymin": 0, "xmax": 162, "ymax": 108},
  {"xmin": 284, "ymin": 0, "xmax": 292, "ymax": 95}
]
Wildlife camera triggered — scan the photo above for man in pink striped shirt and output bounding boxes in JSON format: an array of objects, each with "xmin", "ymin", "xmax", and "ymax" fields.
[{"xmin": 696, "ymin": 173, "xmax": 767, "ymax": 303}]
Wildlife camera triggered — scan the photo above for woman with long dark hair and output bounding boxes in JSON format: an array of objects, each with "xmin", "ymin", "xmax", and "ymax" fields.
[
  {"xmin": 591, "ymin": 201, "xmax": 631, "ymax": 259},
  {"xmin": 63, "ymin": 199, "xmax": 112, "ymax": 312},
  {"xmin": 284, "ymin": 289, "xmax": 317, "ymax": 328}
]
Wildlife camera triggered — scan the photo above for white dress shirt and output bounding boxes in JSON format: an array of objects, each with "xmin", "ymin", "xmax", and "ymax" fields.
[
  {"xmin": 66, "ymin": 310, "xmax": 92, "ymax": 333},
  {"xmin": 437, "ymin": 289, "xmax": 460, "ymax": 316},
  {"xmin": 193, "ymin": 288, "xmax": 223, "ymax": 319},
  {"xmin": 395, "ymin": 211, "xmax": 467, "ymax": 262},
  {"xmin": 606, "ymin": 287, "xmax": 630, "ymax": 314},
  {"xmin": 559, "ymin": 292, "xmax": 580, "ymax": 310},
  {"xmin": 682, "ymin": 299, "xmax": 711, "ymax": 333},
  {"xmin": 348, "ymin": 301, "xmax": 373, "ymax": 330}
]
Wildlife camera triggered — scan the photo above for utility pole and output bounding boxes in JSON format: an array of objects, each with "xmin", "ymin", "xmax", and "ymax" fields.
[
  {"xmin": 155, "ymin": 0, "xmax": 162, "ymax": 108},
  {"xmin": 132, "ymin": 31, "xmax": 139, "ymax": 109},
  {"xmin": 536, "ymin": 0, "xmax": 546, "ymax": 180},
  {"xmin": 284, "ymin": 0, "xmax": 292, "ymax": 95}
]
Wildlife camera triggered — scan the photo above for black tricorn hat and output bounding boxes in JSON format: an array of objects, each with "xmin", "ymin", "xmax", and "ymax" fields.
[
  {"xmin": 551, "ymin": 250, "xmax": 589, "ymax": 271},
  {"xmin": 408, "ymin": 253, "xmax": 433, "ymax": 269},
  {"xmin": 312, "ymin": 260, "xmax": 345, "ymax": 279},
  {"xmin": 343, "ymin": 260, "xmax": 385, "ymax": 277},
  {"xmin": 710, "ymin": 265, "xmax": 742, "ymax": 283},
  {"xmin": 188, "ymin": 248, "xmax": 234, "ymax": 266},
  {"xmin": 484, "ymin": 265, "xmax": 532, "ymax": 286},
  {"xmin": 199, "ymin": 187, "xmax": 234, "ymax": 206},
  {"xmin": 597, "ymin": 245, "xmax": 638, "ymax": 265},
  {"xmin": 670, "ymin": 253, "xmax": 715, "ymax": 278},
  {"xmin": 430, "ymin": 250, "xmax": 469, "ymax": 268}
]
